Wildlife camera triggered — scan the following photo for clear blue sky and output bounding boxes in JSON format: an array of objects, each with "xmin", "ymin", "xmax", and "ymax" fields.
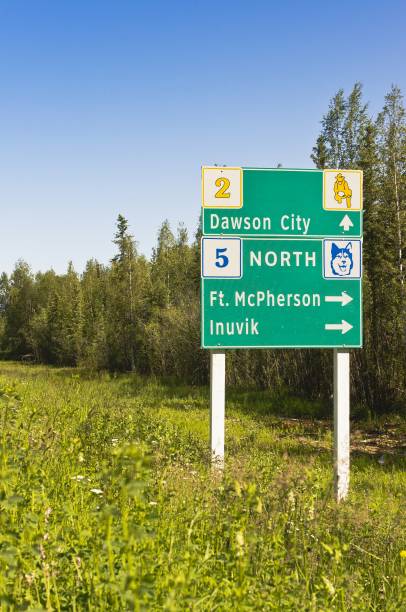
[{"xmin": 1, "ymin": 0, "xmax": 405, "ymax": 274}]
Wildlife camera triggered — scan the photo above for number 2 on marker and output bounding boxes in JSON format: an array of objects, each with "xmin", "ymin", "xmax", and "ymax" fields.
[{"xmin": 215, "ymin": 177, "xmax": 231, "ymax": 199}]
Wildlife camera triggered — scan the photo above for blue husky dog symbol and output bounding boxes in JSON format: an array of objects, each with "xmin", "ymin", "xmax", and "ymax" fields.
[{"xmin": 331, "ymin": 242, "xmax": 353, "ymax": 276}]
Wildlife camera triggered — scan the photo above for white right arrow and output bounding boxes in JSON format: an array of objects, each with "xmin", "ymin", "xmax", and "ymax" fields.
[
  {"xmin": 325, "ymin": 292, "xmax": 353, "ymax": 307},
  {"xmin": 325, "ymin": 320, "xmax": 353, "ymax": 335},
  {"xmin": 339, "ymin": 214, "xmax": 354, "ymax": 232}
]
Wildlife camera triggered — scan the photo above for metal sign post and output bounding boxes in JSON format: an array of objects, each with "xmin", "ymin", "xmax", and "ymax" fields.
[
  {"xmin": 334, "ymin": 349, "xmax": 350, "ymax": 501},
  {"xmin": 210, "ymin": 350, "xmax": 225, "ymax": 467}
]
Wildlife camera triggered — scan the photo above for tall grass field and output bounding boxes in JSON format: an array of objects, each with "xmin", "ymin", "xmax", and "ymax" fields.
[{"xmin": 0, "ymin": 363, "xmax": 405, "ymax": 610}]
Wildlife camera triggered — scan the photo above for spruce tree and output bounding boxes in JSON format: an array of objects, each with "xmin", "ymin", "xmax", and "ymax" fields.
[{"xmin": 108, "ymin": 215, "xmax": 142, "ymax": 371}]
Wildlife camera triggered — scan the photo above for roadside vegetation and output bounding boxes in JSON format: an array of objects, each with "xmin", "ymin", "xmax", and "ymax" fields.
[{"xmin": 1, "ymin": 363, "xmax": 405, "ymax": 610}]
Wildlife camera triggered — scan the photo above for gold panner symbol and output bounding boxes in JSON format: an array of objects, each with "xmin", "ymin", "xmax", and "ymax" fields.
[{"xmin": 334, "ymin": 173, "xmax": 352, "ymax": 208}]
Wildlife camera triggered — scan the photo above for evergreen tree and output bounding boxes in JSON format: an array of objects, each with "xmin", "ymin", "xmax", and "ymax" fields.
[
  {"xmin": 62, "ymin": 262, "xmax": 83, "ymax": 365},
  {"xmin": 0, "ymin": 273, "xmax": 9, "ymax": 356},
  {"xmin": 311, "ymin": 135, "xmax": 328, "ymax": 169},
  {"xmin": 150, "ymin": 220, "xmax": 176, "ymax": 309},
  {"xmin": 318, "ymin": 88, "xmax": 346, "ymax": 168},
  {"xmin": 108, "ymin": 215, "xmax": 149, "ymax": 371},
  {"xmin": 2, "ymin": 261, "xmax": 35, "ymax": 357},
  {"xmin": 342, "ymin": 83, "xmax": 369, "ymax": 167},
  {"xmin": 28, "ymin": 270, "xmax": 58, "ymax": 362},
  {"xmin": 311, "ymin": 84, "xmax": 368, "ymax": 169},
  {"xmin": 81, "ymin": 259, "xmax": 109, "ymax": 369}
]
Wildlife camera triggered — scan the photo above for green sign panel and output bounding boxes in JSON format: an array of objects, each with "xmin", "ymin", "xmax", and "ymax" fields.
[
  {"xmin": 201, "ymin": 166, "xmax": 363, "ymax": 349},
  {"xmin": 201, "ymin": 238, "xmax": 362, "ymax": 348},
  {"xmin": 202, "ymin": 167, "xmax": 363, "ymax": 239}
]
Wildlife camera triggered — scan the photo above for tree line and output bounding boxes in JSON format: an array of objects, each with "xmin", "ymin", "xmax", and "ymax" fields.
[{"xmin": 1, "ymin": 84, "xmax": 405, "ymax": 414}]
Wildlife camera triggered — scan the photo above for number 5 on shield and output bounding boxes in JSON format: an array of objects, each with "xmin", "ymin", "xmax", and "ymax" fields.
[
  {"xmin": 201, "ymin": 238, "xmax": 242, "ymax": 279},
  {"xmin": 215, "ymin": 248, "xmax": 229, "ymax": 268}
]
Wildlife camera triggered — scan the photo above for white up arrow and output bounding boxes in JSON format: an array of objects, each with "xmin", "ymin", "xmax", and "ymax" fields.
[
  {"xmin": 325, "ymin": 320, "xmax": 353, "ymax": 335},
  {"xmin": 325, "ymin": 292, "xmax": 353, "ymax": 307},
  {"xmin": 339, "ymin": 214, "xmax": 354, "ymax": 232}
]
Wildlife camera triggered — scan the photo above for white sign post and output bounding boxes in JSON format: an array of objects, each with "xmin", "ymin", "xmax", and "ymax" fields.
[
  {"xmin": 210, "ymin": 350, "xmax": 225, "ymax": 467},
  {"xmin": 334, "ymin": 349, "xmax": 350, "ymax": 501}
]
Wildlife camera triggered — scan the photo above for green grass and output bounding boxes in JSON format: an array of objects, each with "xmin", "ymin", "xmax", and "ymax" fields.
[{"xmin": 0, "ymin": 362, "xmax": 405, "ymax": 610}]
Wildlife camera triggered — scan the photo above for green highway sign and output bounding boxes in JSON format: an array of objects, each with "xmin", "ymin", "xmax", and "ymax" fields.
[
  {"xmin": 202, "ymin": 167, "xmax": 363, "ymax": 239},
  {"xmin": 201, "ymin": 165, "xmax": 362, "ymax": 494},
  {"xmin": 201, "ymin": 237, "xmax": 362, "ymax": 348}
]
